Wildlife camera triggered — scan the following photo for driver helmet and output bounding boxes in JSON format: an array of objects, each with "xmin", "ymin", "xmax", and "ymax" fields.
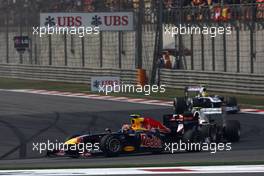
[
  {"xmin": 200, "ymin": 87, "xmax": 208, "ymax": 97},
  {"xmin": 130, "ymin": 114, "xmax": 145, "ymax": 130},
  {"xmin": 130, "ymin": 114, "xmax": 141, "ymax": 118}
]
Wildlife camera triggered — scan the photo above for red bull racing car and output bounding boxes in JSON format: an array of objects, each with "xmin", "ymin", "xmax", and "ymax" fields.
[{"xmin": 47, "ymin": 114, "xmax": 203, "ymax": 158}]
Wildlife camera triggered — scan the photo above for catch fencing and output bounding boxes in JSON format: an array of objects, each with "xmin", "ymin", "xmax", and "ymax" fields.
[
  {"xmin": 161, "ymin": 3, "xmax": 264, "ymax": 75},
  {"xmin": 0, "ymin": 0, "xmax": 157, "ymax": 73},
  {"xmin": 0, "ymin": 1, "xmax": 264, "ymax": 85}
]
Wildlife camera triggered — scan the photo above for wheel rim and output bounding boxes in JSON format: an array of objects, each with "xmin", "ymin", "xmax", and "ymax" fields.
[
  {"xmin": 212, "ymin": 133, "xmax": 217, "ymax": 141},
  {"xmin": 237, "ymin": 129, "xmax": 241, "ymax": 137},
  {"xmin": 108, "ymin": 139, "xmax": 121, "ymax": 152}
]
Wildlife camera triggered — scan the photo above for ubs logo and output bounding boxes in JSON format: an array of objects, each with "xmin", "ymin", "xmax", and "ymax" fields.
[
  {"xmin": 104, "ymin": 16, "xmax": 129, "ymax": 26},
  {"xmin": 44, "ymin": 16, "xmax": 56, "ymax": 26},
  {"xmin": 91, "ymin": 15, "xmax": 102, "ymax": 26},
  {"xmin": 44, "ymin": 16, "xmax": 82, "ymax": 27}
]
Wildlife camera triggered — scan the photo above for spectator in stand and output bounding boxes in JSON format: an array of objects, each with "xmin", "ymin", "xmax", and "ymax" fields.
[
  {"xmin": 212, "ymin": 4, "xmax": 222, "ymax": 21},
  {"xmin": 164, "ymin": 0, "xmax": 173, "ymax": 10},
  {"xmin": 83, "ymin": 0, "xmax": 95, "ymax": 12},
  {"xmin": 132, "ymin": 0, "xmax": 139, "ymax": 9},
  {"xmin": 157, "ymin": 53, "xmax": 165, "ymax": 69},
  {"xmin": 105, "ymin": 0, "xmax": 120, "ymax": 11},
  {"xmin": 191, "ymin": 0, "xmax": 207, "ymax": 20},
  {"xmin": 164, "ymin": 51, "xmax": 172, "ymax": 69},
  {"xmin": 256, "ymin": 0, "xmax": 264, "ymax": 19},
  {"xmin": 163, "ymin": 0, "xmax": 174, "ymax": 21},
  {"xmin": 225, "ymin": 0, "xmax": 241, "ymax": 20},
  {"xmin": 240, "ymin": 0, "xmax": 255, "ymax": 20},
  {"xmin": 222, "ymin": 4, "xmax": 231, "ymax": 21}
]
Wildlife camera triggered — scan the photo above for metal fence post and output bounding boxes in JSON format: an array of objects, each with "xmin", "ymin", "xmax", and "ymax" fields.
[
  {"xmin": 150, "ymin": 0, "xmax": 163, "ymax": 84},
  {"xmin": 34, "ymin": 35, "xmax": 38, "ymax": 65},
  {"xmin": 178, "ymin": 3, "xmax": 183, "ymax": 70},
  {"xmin": 250, "ymin": 26, "xmax": 255, "ymax": 73},
  {"xmin": 201, "ymin": 33, "xmax": 204, "ymax": 70},
  {"xmin": 236, "ymin": 26, "xmax": 240, "ymax": 73},
  {"xmin": 81, "ymin": 37, "xmax": 85, "ymax": 67},
  {"xmin": 99, "ymin": 32, "xmax": 103, "ymax": 68},
  {"xmin": 48, "ymin": 35, "xmax": 52, "ymax": 65},
  {"xmin": 5, "ymin": 11, "xmax": 9, "ymax": 64},
  {"xmin": 118, "ymin": 31, "xmax": 122, "ymax": 69},
  {"xmin": 136, "ymin": 0, "xmax": 144, "ymax": 69},
  {"xmin": 64, "ymin": 34, "xmax": 67, "ymax": 66},
  {"xmin": 250, "ymin": 2, "xmax": 256, "ymax": 74},
  {"xmin": 223, "ymin": 29, "xmax": 227, "ymax": 72},
  {"xmin": 190, "ymin": 34, "xmax": 194, "ymax": 70},
  {"xmin": 19, "ymin": 15, "xmax": 23, "ymax": 64},
  {"xmin": 212, "ymin": 36, "xmax": 215, "ymax": 71},
  {"xmin": 29, "ymin": 35, "xmax": 33, "ymax": 65}
]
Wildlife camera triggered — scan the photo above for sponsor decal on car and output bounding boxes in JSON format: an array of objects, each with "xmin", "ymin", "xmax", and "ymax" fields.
[
  {"xmin": 140, "ymin": 134, "xmax": 162, "ymax": 148},
  {"xmin": 123, "ymin": 146, "xmax": 135, "ymax": 152}
]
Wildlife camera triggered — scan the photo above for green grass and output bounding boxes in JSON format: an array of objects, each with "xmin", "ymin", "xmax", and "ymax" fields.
[{"xmin": 0, "ymin": 77, "xmax": 263, "ymax": 108}]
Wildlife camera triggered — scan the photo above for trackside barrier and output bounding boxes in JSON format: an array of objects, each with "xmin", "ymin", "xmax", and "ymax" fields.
[
  {"xmin": 160, "ymin": 69, "xmax": 264, "ymax": 95},
  {"xmin": 1, "ymin": 64, "xmax": 264, "ymax": 95},
  {"xmin": 0, "ymin": 64, "xmax": 137, "ymax": 85}
]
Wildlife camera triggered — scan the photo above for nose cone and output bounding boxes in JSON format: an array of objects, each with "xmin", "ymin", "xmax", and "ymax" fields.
[{"xmin": 64, "ymin": 137, "xmax": 82, "ymax": 145}]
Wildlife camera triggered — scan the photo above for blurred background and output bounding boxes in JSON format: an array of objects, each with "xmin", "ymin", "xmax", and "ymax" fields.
[{"xmin": 0, "ymin": 0, "xmax": 263, "ymax": 77}]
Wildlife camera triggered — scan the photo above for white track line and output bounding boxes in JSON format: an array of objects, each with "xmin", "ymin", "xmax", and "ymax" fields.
[{"xmin": 1, "ymin": 165, "xmax": 264, "ymax": 175}]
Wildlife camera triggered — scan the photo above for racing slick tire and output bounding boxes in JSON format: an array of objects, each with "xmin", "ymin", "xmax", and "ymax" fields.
[
  {"xmin": 100, "ymin": 134, "xmax": 122, "ymax": 157},
  {"xmin": 226, "ymin": 97, "xmax": 237, "ymax": 106},
  {"xmin": 182, "ymin": 128, "xmax": 203, "ymax": 152},
  {"xmin": 224, "ymin": 120, "xmax": 241, "ymax": 142},
  {"xmin": 163, "ymin": 114, "xmax": 178, "ymax": 133},
  {"xmin": 163, "ymin": 114, "xmax": 171, "ymax": 127},
  {"xmin": 67, "ymin": 147, "xmax": 81, "ymax": 158},
  {"xmin": 46, "ymin": 149, "xmax": 59, "ymax": 158},
  {"xmin": 173, "ymin": 97, "xmax": 187, "ymax": 114},
  {"xmin": 226, "ymin": 97, "xmax": 239, "ymax": 114}
]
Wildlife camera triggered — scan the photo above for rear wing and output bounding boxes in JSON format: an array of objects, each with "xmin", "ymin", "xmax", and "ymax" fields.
[{"xmin": 185, "ymin": 86, "xmax": 205, "ymax": 93}]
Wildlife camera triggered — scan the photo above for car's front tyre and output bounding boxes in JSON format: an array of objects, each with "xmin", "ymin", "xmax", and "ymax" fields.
[
  {"xmin": 100, "ymin": 135, "xmax": 122, "ymax": 157},
  {"xmin": 224, "ymin": 120, "xmax": 241, "ymax": 142}
]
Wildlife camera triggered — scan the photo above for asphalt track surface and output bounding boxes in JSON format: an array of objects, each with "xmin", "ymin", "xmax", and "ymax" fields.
[{"xmin": 0, "ymin": 90, "xmax": 264, "ymax": 172}]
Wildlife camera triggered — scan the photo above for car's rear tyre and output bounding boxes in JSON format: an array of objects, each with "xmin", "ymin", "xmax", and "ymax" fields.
[
  {"xmin": 173, "ymin": 97, "xmax": 187, "ymax": 114},
  {"xmin": 209, "ymin": 124, "xmax": 223, "ymax": 143},
  {"xmin": 67, "ymin": 148, "xmax": 80, "ymax": 158},
  {"xmin": 226, "ymin": 97, "xmax": 237, "ymax": 106},
  {"xmin": 224, "ymin": 120, "xmax": 241, "ymax": 142},
  {"xmin": 100, "ymin": 135, "xmax": 122, "ymax": 157},
  {"xmin": 163, "ymin": 114, "xmax": 172, "ymax": 127},
  {"xmin": 199, "ymin": 125, "xmax": 210, "ymax": 140},
  {"xmin": 46, "ymin": 149, "xmax": 58, "ymax": 157},
  {"xmin": 182, "ymin": 128, "xmax": 202, "ymax": 152}
]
